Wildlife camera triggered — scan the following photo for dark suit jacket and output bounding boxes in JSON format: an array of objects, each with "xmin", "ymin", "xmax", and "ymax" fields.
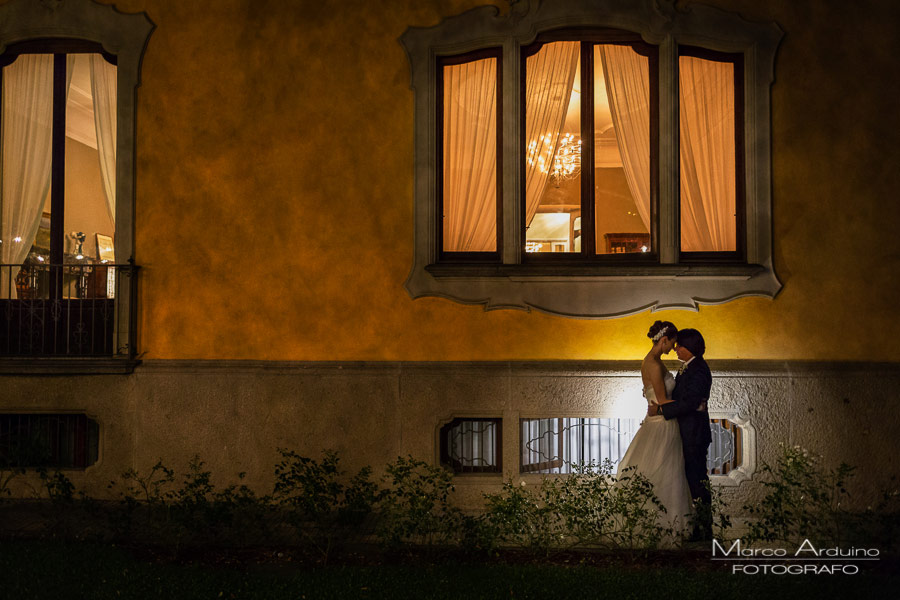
[{"xmin": 660, "ymin": 356, "xmax": 712, "ymax": 447}]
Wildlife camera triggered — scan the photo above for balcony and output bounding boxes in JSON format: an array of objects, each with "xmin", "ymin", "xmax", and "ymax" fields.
[{"xmin": 0, "ymin": 261, "xmax": 139, "ymax": 373}]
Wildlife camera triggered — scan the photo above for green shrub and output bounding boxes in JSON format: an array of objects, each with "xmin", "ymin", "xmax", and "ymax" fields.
[
  {"xmin": 273, "ymin": 448, "xmax": 380, "ymax": 561},
  {"xmin": 481, "ymin": 478, "xmax": 561, "ymax": 555},
  {"xmin": 480, "ymin": 461, "xmax": 676, "ymax": 553},
  {"xmin": 376, "ymin": 455, "xmax": 462, "ymax": 548},
  {"xmin": 743, "ymin": 444, "xmax": 855, "ymax": 546}
]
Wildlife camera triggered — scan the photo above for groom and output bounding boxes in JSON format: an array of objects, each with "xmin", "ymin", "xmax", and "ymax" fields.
[{"xmin": 647, "ymin": 328, "xmax": 712, "ymax": 539}]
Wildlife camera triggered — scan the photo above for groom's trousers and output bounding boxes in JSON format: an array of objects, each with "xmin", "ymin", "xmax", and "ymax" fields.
[{"xmin": 683, "ymin": 444, "xmax": 711, "ymax": 506}]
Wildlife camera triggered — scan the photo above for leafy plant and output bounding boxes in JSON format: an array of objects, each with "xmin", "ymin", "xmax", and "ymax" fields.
[
  {"xmin": 482, "ymin": 478, "xmax": 560, "ymax": 555},
  {"xmin": 107, "ymin": 459, "xmax": 176, "ymax": 538},
  {"xmin": 542, "ymin": 460, "xmax": 619, "ymax": 548},
  {"xmin": 377, "ymin": 455, "xmax": 461, "ymax": 548},
  {"xmin": 603, "ymin": 465, "xmax": 671, "ymax": 549},
  {"xmin": 480, "ymin": 461, "xmax": 676, "ymax": 553},
  {"xmin": 36, "ymin": 468, "xmax": 76, "ymax": 504},
  {"xmin": 705, "ymin": 479, "xmax": 733, "ymax": 541},
  {"xmin": 273, "ymin": 448, "xmax": 380, "ymax": 562},
  {"xmin": 743, "ymin": 444, "xmax": 855, "ymax": 546}
]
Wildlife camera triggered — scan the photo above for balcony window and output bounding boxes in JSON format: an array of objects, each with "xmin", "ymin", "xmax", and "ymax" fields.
[{"xmin": 0, "ymin": 0, "xmax": 152, "ymax": 369}]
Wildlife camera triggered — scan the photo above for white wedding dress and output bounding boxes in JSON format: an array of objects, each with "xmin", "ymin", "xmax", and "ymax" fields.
[{"xmin": 616, "ymin": 371, "xmax": 692, "ymax": 533}]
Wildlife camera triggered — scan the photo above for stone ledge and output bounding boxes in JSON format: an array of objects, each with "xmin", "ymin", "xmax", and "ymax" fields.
[
  {"xmin": 0, "ymin": 358, "xmax": 141, "ymax": 375},
  {"xmin": 131, "ymin": 359, "xmax": 900, "ymax": 378}
]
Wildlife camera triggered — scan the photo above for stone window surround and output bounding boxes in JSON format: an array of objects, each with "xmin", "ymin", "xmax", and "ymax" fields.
[{"xmin": 401, "ymin": 0, "xmax": 783, "ymax": 317}]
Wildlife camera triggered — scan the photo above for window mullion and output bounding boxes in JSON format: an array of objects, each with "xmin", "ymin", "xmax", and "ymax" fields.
[
  {"xmin": 580, "ymin": 42, "xmax": 595, "ymax": 257},
  {"xmin": 502, "ymin": 41, "xmax": 522, "ymax": 265},
  {"xmin": 658, "ymin": 36, "xmax": 678, "ymax": 264},
  {"xmin": 49, "ymin": 53, "xmax": 67, "ymax": 298}
]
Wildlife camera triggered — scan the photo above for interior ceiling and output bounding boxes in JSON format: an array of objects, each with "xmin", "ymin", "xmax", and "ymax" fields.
[
  {"xmin": 66, "ymin": 54, "xmax": 97, "ymax": 150},
  {"xmin": 561, "ymin": 60, "xmax": 620, "ymax": 168}
]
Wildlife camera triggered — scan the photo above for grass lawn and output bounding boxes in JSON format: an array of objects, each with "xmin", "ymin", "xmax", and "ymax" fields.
[{"xmin": 1, "ymin": 540, "xmax": 897, "ymax": 599}]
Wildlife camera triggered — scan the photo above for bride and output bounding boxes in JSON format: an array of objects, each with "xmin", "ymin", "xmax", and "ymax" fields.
[{"xmin": 615, "ymin": 320, "xmax": 692, "ymax": 533}]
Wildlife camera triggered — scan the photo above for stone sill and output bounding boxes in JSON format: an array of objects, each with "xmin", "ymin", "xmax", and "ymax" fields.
[
  {"xmin": 0, "ymin": 357, "xmax": 141, "ymax": 375},
  {"xmin": 425, "ymin": 263, "xmax": 766, "ymax": 280}
]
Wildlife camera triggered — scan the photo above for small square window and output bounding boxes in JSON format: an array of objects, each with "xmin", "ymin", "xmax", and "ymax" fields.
[{"xmin": 439, "ymin": 418, "xmax": 502, "ymax": 474}]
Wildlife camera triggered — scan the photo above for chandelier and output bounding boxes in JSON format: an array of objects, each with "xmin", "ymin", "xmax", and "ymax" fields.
[{"xmin": 526, "ymin": 132, "xmax": 582, "ymax": 182}]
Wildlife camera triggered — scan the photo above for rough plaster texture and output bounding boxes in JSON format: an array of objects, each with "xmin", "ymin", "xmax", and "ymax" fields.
[
  {"xmin": 47, "ymin": 0, "xmax": 896, "ymax": 362},
  {"xmin": 4, "ymin": 360, "xmax": 898, "ymax": 518}
]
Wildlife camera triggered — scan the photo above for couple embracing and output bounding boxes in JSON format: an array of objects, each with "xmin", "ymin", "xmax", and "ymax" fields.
[{"xmin": 616, "ymin": 320, "xmax": 713, "ymax": 541}]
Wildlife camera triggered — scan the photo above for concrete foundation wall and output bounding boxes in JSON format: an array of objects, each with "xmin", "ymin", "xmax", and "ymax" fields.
[{"xmin": 4, "ymin": 360, "xmax": 898, "ymax": 515}]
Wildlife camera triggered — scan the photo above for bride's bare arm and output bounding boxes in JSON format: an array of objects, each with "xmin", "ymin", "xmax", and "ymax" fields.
[{"xmin": 646, "ymin": 362, "xmax": 669, "ymax": 408}]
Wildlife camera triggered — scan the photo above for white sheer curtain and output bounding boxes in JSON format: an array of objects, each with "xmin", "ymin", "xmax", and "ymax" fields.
[
  {"xmin": 679, "ymin": 55, "xmax": 736, "ymax": 252},
  {"xmin": 90, "ymin": 55, "xmax": 117, "ymax": 224},
  {"xmin": 597, "ymin": 45, "xmax": 651, "ymax": 233},
  {"xmin": 442, "ymin": 58, "xmax": 497, "ymax": 252},
  {"xmin": 524, "ymin": 41, "xmax": 579, "ymax": 228},
  {"xmin": 1, "ymin": 54, "xmax": 54, "ymax": 299}
]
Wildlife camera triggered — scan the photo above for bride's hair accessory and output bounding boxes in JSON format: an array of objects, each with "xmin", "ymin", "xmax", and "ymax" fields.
[{"xmin": 647, "ymin": 320, "xmax": 677, "ymax": 343}]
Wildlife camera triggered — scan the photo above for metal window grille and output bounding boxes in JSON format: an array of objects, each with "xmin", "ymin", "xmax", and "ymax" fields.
[
  {"xmin": 708, "ymin": 418, "xmax": 741, "ymax": 475},
  {"xmin": 520, "ymin": 418, "xmax": 639, "ymax": 474},
  {"xmin": 0, "ymin": 413, "xmax": 99, "ymax": 469},
  {"xmin": 520, "ymin": 417, "xmax": 743, "ymax": 475},
  {"xmin": 439, "ymin": 418, "xmax": 502, "ymax": 474}
]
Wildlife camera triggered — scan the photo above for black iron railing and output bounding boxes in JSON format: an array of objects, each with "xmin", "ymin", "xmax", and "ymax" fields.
[{"xmin": 0, "ymin": 262, "xmax": 138, "ymax": 358}]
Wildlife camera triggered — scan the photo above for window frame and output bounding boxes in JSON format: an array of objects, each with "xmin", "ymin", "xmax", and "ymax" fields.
[
  {"xmin": 0, "ymin": 42, "xmax": 118, "ymax": 294},
  {"xmin": 677, "ymin": 45, "xmax": 746, "ymax": 263},
  {"xmin": 401, "ymin": 0, "xmax": 783, "ymax": 317},
  {"xmin": 520, "ymin": 31, "xmax": 660, "ymax": 265},
  {"xmin": 437, "ymin": 48, "xmax": 503, "ymax": 262},
  {"xmin": 0, "ymin": 0, "xmax": 153, "ymax": 372}
]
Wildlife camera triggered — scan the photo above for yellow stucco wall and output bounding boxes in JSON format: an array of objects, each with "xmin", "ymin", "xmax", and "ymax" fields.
[{"xmin": 99, "ymin": 0, "xmax": 898, "ymax": 361}]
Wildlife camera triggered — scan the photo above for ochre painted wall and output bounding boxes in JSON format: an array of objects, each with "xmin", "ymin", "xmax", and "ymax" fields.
[{"xmin": 98, "ymin": 0, "xmax": 898, "ymax": 361}]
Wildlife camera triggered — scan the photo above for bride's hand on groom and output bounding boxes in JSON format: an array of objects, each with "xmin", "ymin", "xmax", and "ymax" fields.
[{"xmin": 697, "ymin": 401, "xmax": 707, "ymax": 412}]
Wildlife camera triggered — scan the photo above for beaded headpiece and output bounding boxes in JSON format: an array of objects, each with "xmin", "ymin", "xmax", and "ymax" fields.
[{"xmin": 651, "ymin": 326, "xmax": 670, "ymax": 342}]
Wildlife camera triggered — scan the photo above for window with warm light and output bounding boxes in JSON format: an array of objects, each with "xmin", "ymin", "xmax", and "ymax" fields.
[
  {"xmin": 0, "ymin": 48, "xmax": 117, "ymax": 295},
  {"xmin": 0, "ymin": 0, "xmax": 152, "ymax": 368},
  {"xmin": 439, "ymin": 34, "xmax": 742, "ymax": 262},
  {"xmin": 402, "ymin": 0, "xmax": 782, "ymax": 317},
  {"xmin": 521, "ymin": 36, "xmax": 657, "ymax": 258}
]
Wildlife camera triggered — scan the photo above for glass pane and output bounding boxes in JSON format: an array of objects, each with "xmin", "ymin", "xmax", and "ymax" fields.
[
  {"xmin": 64, "ymin": 54, "xmax": 117, "ymax": 298},
  {"xmin": 442, "ymin": 57, "xmax": 497, "ymax": 252},
  {"xmin": 524, "ymin": 41, "xmax": 580, "ymax": 253},
  {"xmin": 0, "ymin": 54, "xmax": 53, "ymax": 299},
  {"xmin": 594, "ymin": 45, "xmax": 651, "ymax": 255},
  {"xmin": 679, "ymin": 55, "xmax": 736, "ymax": 252}
]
